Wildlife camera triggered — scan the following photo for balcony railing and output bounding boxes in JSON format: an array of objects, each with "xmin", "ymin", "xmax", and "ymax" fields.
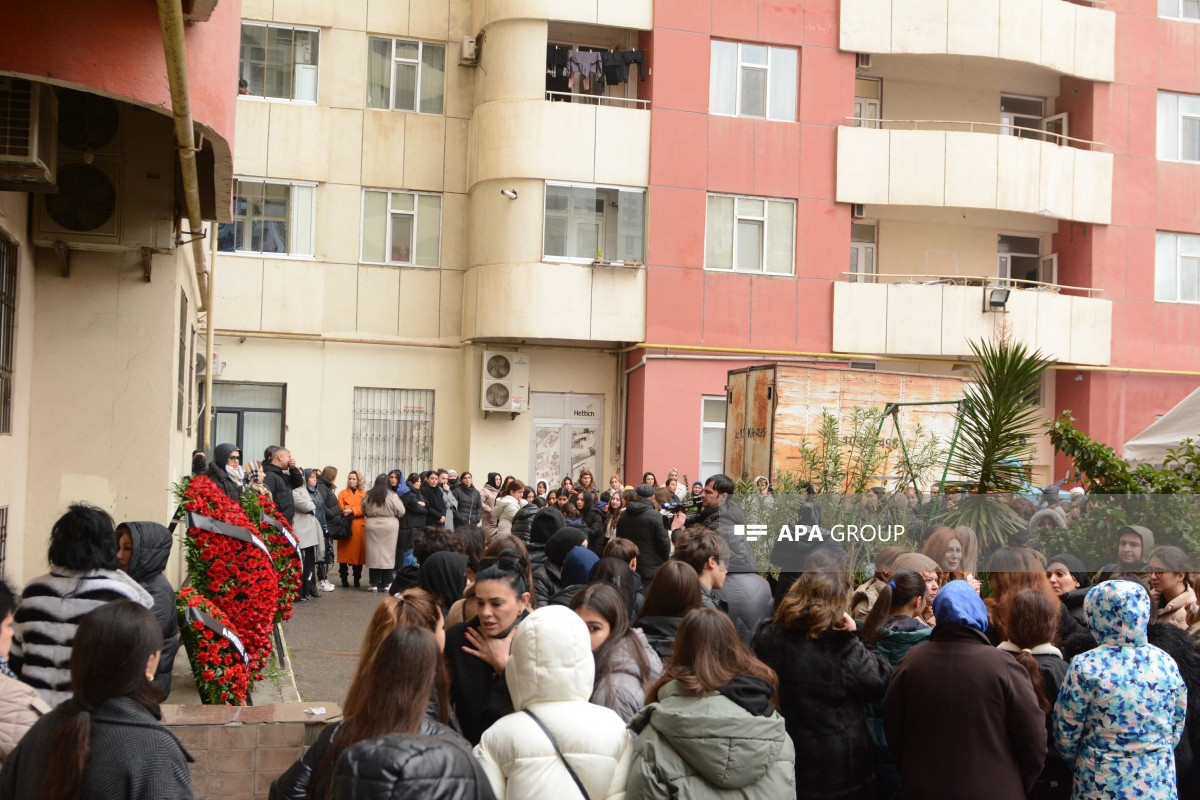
[
  {"xmin": 846, "ymin": 118, "xmax": 1103, "ymax": 151},
  {"xmin": 840, "ymin": 272, "xmax": 1103, "ymax": 297},
  {"xmin": 544, "ymin": 91, "xmax": 650, "ymax": 109}
]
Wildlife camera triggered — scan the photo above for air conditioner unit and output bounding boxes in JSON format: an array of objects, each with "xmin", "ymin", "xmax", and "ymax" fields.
[
  {"xmin": 462, "ymin": 36, "xmax": 478, "ymax": 61},
  {"xmin": 851, "ymin": 203, "xmax": 866, "ymax": 219},
  {"xmin": 32, "ymin": 89, "xmax": 175, "ymax": 253},
  {"xmin": 856, "ymin": 53, "xmax": 872, "ymax": 70},
  {"xmin": 481, "ymin": 350, "xmax": 530, "ymax": 414},
  {"xmin": 0, "ymin": 78, "xmax": 58, "ymax": 191}
]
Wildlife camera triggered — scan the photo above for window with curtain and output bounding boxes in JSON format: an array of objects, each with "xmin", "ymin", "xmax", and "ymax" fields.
[
  {"xmin": 1157, "ymin": 91, "xmax": 1200, "ymax": 163},
  {"xmin": 217, "ymin": 179, "xmax": 315, "ymax": 256},
  {"xmin": 208, "ymin": 382, "xmax": 286, "ymax": 460},
  {"xmin": 360, "ymin": 189, "xmax": 442, "ymax": 266},
  {"xmin": 1156, "ymin": 232, "xmax": 1200, "ymax": 304},
  {"xmin": 1160, "ymin": 0, "xmax": 1200, "ymax": 20},
  {"xmin": 366, "ymin": 37, "xmax": 445, "ymax": 114},
  {"xmin": 543, "ymin": 182, "xmax": 645, "ymax": 262},
  {"xmin": 705, "ymin": 194, "xmax": 795, "ymax": 274},
  {"xmin": 239, "ymin": 23, "xmax": 319, "ymax": 101},
  {"xmin": 709, "ymin": 41, "xmax": 797, "ymax": 121}
]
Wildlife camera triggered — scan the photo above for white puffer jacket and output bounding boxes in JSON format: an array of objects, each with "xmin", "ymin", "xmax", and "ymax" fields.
[{"xmin": 474, "ymin": 606, "xmax": 632, "ymax": 800}]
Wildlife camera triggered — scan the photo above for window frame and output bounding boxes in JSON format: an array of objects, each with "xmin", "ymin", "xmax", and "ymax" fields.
[
  {"xmin": 359, "ymin": 188, "xmax": 443, "ymax": 268},
  {"xmin": 351, "ymin": 387, "xmax": 435, "ymax": 478},
  {"xmin": 217, "ymin": 177, "xmax": 317, "ymax": 259},
  {"xmin": 699, "ymin": 395, "xmax": 727, "ymax": 483},
  {"xmin": 849, "ymin": 222, "xmax": 877, "ymax": 284},
  {"xmin": 709, "ymin": 40, "xmax": 798, "ymax": 122},
  {"xmin": 541, "ymin": 180, "xmax": 647, "ymax": 265},
  {"xmin": 703, "ymin": 192, "xmax": 797, "ymax": 276},
  {"xmin": 238, "ymin": 21, "xmax": 320, "ymax": 104},
  {"xmin": 1156, "ymin": 231, "xmax": 1200, "ymax": 304},
  {"xmin": 1160, "ymin": 0, "xmax": 1200, "ymax": 21},
  {"xmin": 365, "ymin": 36, "xmax": 447, "ymax": 114},
  {"xmin": 201, "ymin": 380, "xmax": 287, "ymax": 454},
  {"xmin": 0, "ymin": 231, "xmax": 17, "ymax": 436}
]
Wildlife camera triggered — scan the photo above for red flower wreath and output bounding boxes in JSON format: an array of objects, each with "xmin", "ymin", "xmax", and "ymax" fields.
[
  {"xmin": 175, "ymin": 587, "xmax": 251, "ymax": 705},
  {"xmin": 177, "ymin": 476, "xmax": 280, "ymax": 679},
  {"xmin": 240, "ymin": 491, "xmax": 302, "ymax": 622}
]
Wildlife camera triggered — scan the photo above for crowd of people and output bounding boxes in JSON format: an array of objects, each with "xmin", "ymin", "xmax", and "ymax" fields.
[{"xmin": 0, "ymin": 447, "xmax": 1196, "ymax": 799}]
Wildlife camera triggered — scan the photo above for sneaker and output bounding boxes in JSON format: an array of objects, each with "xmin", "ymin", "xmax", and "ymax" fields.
[
  {"xmin": 367, "ymin": 585, "xmax": 379, "ymax": 592},
  {"xmin": 320, "ymin": 580, "xmax": 336, "ymax": 592}
]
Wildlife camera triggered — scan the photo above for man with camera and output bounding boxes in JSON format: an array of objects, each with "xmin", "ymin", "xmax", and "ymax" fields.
[{"xmin": 675, "ymin": 474, "xmax": 772, "ymax": 643}]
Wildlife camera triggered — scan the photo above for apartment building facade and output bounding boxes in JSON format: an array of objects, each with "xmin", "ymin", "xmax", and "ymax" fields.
[
  {"xmin": 0, "ymin": 0, "xmax": 239, "ymax": 585},
  {"xmin": 214, "ymin": 0, "xmax": 1199, "ymax": 490}
]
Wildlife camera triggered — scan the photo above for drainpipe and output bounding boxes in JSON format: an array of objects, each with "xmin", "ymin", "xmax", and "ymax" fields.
[
  {"xmin": 156, "ymin": 0, "xmax": 210, "ymax": 310},
  {"xmin": 203, "ymin": 221, "xmax": 216, "ymax": 451}
]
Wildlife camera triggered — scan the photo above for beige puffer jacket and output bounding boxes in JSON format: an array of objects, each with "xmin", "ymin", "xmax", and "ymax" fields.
[{"xmin": 0, "ymin": 674, "xmax": 49, "ymax": 764}]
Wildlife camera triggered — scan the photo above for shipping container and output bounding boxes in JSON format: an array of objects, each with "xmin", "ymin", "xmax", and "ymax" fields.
[{"xmin": 723, "ymin": 364, "xmax": 967, "ymax": 487}]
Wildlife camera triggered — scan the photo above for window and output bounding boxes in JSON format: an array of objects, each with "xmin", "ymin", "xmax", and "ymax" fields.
[
  {"xmin": 366, "ymin": 38, "xmax": 445, "ymax": 114},
  {"xmin": 0, "ymin": 233, "xmax": 16, "ymax": 435},
  {"xmin": 1000, "ymin": 94, "xmax": 1045, "ymax": 139},
  {"xmin": 700, "ymin": 397, "xmax": 727, "ymax": 483},
  {"xmin": 361, "ymin": 190, "xmax": 442, "ymax": 266},
  {"xmin": 850, "ymin": 223, "xmax": 877, "ymax": 283},
  {"xmin": 710, "ymin": 41, "xmax": 797, "ymax": 121},
  {"xmin": 854, "ymin": 78, "xmax": 881, "ymax": 128},
  {"xmin": 705, "ymin": 194, "xmax": 795, "ymax": 274},
  {"xmin": 206, "ymin": 382, "xmax": 286, "ymax": 459},
  {"xmin": 1156, "ymin": 232, "xmax": 1200, "ymax": 303},
  {"xmin": 352, "ymin": 388, "xmax": 435, "ymax": 478},
  {"xmin": 543, "ymin": 183, "xmax": 645, "ymax": 262},
  {"xmin": 239, "ymin": 23, "xmax": 319, "ymax": 102},
  {"xmin": 177, "ymin": 292, "xmax": 188, "ymax": 433},
  {"xmin": 997, "ymin": 235, "xmax": 1056, "ymax": 285},
  {"xmin": 1161, "ymin": 0, "xmax": 1200, "ymax": 20},
  {"xmin": 217, "ymin": 179, "xmax": 315, "ymax": 256},
  {"xmin": 1157, "ymin": 92, "xmax": 1200, "ymax": 162}
]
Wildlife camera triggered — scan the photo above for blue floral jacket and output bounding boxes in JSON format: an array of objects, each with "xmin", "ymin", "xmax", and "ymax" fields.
[{"xmin": 1052, "ymin": 580, "xmax": 1187, "ymax": 800}]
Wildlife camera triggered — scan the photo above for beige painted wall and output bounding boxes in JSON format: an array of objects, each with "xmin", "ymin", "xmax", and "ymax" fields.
[{"xmin": 841, "ymin": 0, "xmax": 1115, "ymax": 82}]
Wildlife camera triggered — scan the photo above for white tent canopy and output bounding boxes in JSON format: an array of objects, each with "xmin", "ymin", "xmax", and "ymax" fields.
[{"xmin": 1124, "ymin": 386, "xmax": 1200, "ymax": 466}]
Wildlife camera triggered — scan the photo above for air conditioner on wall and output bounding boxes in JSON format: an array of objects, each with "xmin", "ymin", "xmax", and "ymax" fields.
[
  {"xmin": 481, "ymin": 351, "xmax": 530, "ymax": 415},
  {"xmin": 0, "ymin": 77, "xmax": 58, "ymax": 191},
  {"xmin": 32, "ymin": 90, "xmax": 175, "ymax": 253}
]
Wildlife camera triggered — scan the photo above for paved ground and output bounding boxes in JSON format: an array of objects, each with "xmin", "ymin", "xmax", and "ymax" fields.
[{"xmin": 283, "ymin": 580, "xmax": 384, "ymax": 704}]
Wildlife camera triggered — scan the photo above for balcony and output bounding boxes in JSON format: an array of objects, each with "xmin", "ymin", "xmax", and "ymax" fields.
[
  {"xmin": 836, "ymin": 124, "xmax": 1112, "ymax": 224},
  {"xmin": 469, "ymin": 98, "xmax": 650, "ymax": 189},
  {"xmin": 475, "ymin": 0, "xmax": 653, "ymax": 30},
  {"xmin": 840, "ymin": 0, "xmax": 1115, "ymax": 82},
  {"xmin": 832, "ymin": 278, "xmax": 1112, "ymax": 365}
]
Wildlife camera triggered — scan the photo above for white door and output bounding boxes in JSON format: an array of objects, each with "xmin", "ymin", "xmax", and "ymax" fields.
[
  {"xmin": 530, "ymin": 393, "xmax": 604, "ymax": 488},
  {"xmin": 850, "ymin": 242, "xmax": 877, "ymax": 283},
  {"xmin": 1043, "ymin": 113, "xmax": 1069, "ymax": 145}
]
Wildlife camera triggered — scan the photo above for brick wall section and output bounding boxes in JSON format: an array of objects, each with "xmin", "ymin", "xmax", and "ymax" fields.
[{"xmin": 162, "ymin": 702, "xmax": 341, "ymax": 800}]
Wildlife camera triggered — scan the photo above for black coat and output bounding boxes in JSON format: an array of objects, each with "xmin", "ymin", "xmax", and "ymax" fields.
[
  {"xmin": 328, "ymin": 733, "xmax": 497, "ymax": 800},
  {"xmin": 753, "ymin": 623, "xmax": 891, "ymax": 800},
  {"xmin": 511, "ymin": 503, "xmax": 539, "ymax": 541},
  {"xmin": 204, "ymin": 462, "xmax": 242, "ymax": 505},
  {"xmin": 1147, "ymin": 622, "xmax": 1200, "ymax": 799},
  {"xmin": 269, "ymin": 717, "xmax": 465, "ymax": 800},
  {"xmin": 690, "ymin": 501, "xmax": 756, "ymax": 573},
  {"xmin": 616, "ymin": 500, "xmax": 671, "ymax": 581},
  {"xmin": 532, "ymin": 562, "xmax": 565, "ymax": 609},
  {"xmin": 400, "ymin": 491, "xmax": 428, "ymax": 553},
  {"xmin": 264, "ymin": 463, "xmax": 304, "ymax": 523},
  {"xmin": 421, "ymin": 484, "xmax": 447, "ymax": 527},
  {"xmin": 883, "ymin": 624, "xmax": 1047, "ymax": 798},
  {"xmin": 122, "ymin": 521, "xmax": 180, "ymax": 700},
  {"xmin": 634, "ymin": 615, "xmax": 682, "ymax": 662},
  {"xmin": 582, "ymin": 507, "xmax": 606, "ymax": 554},
  {"xmin": 451, "ymin": 484, "xmax": 483, "ymax": 526},
  {"xmin": 444, "ymin": 613, "xmax": 526, "ymax": 746},
  {"xmin": 0, "ymin": 697, "xmax": 193, "ymax": 800},
  {"xmin": 317, "ymin": 476, "xmax": 345, "ymax": 540}
]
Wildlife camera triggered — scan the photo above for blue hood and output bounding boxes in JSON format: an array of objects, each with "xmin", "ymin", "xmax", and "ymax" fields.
[
  {"xmin": 1085, "ymin": 579, "xmax": 1149, "ymax": 647},
  {"xmin": 932, "ymin": 580, "xmax": 988, "ymax": 632}
]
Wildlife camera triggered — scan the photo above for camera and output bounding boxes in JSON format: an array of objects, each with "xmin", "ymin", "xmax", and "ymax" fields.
[{"xmin": 661, "ymin": 496, "xmax": 702, "ymax": 517}]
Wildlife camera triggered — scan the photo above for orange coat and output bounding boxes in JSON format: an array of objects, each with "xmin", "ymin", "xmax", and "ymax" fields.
[{"xmin": 337, "ymin": 488, "xmax": 367, "ymax": 565}]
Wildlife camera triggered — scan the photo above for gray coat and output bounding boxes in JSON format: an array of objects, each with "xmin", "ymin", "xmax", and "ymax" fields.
[{"xmin": 592, "ymin": 629, "xmax": 662, "ymax": 724}]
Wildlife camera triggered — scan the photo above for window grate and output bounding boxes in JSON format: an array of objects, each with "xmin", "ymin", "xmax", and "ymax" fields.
[
  {"xmin": 351, "ymin": 388, "xmax": 435, "ymax": 480},
  {"xmin": 0, "ymin": 233, "xmax": 15, "ymax": 435}
]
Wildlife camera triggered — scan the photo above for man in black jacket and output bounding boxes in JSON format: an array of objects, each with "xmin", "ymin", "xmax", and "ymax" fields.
[
  {"xmin": 263, "ymin": 445, "xmax": 304, "ymax": 524},
  {"xmin": 616, "ymin": 484, "xmax": 671, "ymax": 582}
]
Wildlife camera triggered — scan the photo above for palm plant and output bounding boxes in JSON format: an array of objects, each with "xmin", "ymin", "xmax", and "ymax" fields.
[{"xmin": 938, "ymin": 337, "xmax": 1050, "ymax": 548}]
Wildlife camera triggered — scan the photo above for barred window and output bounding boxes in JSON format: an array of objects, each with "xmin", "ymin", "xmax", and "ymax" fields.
[
  {"xmin": 352, "ymin": 388, "xmax": 435, "ymax": 478},
  {"xmin": 0, "ymin": 233, "xmax": 15, "ymax": 435}
]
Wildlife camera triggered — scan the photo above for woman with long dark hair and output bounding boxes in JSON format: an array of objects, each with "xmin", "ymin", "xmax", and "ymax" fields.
[
  {"xmin": 270, "ymin": 625, "xmax": 456, "ymax": 800},
  {"xmin": 753, "ymin": 571, "xmax": 891, "ymax": 800},
  {"xmin": 628, "ymin": 608, "xmax": 795, "ymax": 799},
  {"xmin": 362, "ymin": 473, "xmax": 406, "ymax": 592},
  {"xmin": 1148, "ymin": 546, "xmax": 1197, "ymax": 629},
  {"xmin": 0, "ymin": 601, "xmax": 192, "ymax": 799},
  {"xmin": 570, "ymin": 583, "xmax": 662, "ymax": 723},
  {"xmin": 632, "ymin": 561, "xmax": 703, "ymax": 661}
]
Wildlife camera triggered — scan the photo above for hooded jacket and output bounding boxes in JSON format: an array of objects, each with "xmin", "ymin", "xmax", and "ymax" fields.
[
  {"xmin": 473, "ymin": 606, "xmax": 632, "ymax": 800},
  {"xmin": 510, "ymin": 502, "xmax": 539, "ymax": 540},
  {"xmin": 526, "ymin": 508, "xmax": 566, "ymax": 567},
  {"xmin": 291, "ymin": 486, "xmax": 323, "ymax": 550},
  {"xmin": 327, "ymin": 732, "xmax": 497, "ymax": 800},
  {"xmin": 753, "ymin": 623, "xmax": 891, "ymax": 800},
  {"xmin": 10, "ymin": 569, "xmax": 153, "ymax": 707},
  {"xmin": 615, "ymin": 500, "xmax": 671, "ymax": 581},
  {"xmin": 634, "ymin": 615, "xmax": 683, "ymax": 663},
  {"xmin": 592, "ymin": 629, "xmax": 662, "ymax": 724},
  {"xmin": 883, "ymin": 581, "xmax": 1047, "ymax": 798},
  {"xmin": 1146, "ymin": 622, "xmax": 1200, "ymax": 799},
  {"xmin": 627, "ymin": 677, "xmax": 796, "ymax": 800},
  {"xmin": 316, "ymin": 475, "xmax": 345, "ymax": 540},
  {"xmin": 492, "ymin": 495, "xmax": 521, "ymax": 538},
  {"xmin": 452, "ymin": 483, "xmax": 483, "ymax": 527},
  {"xmin": 1052, "ymin": 580, "xmax": 1186, "ymax": 800},
  {"xmin": 121, "ymin": 522, "xmax": 181, "ymax": 699},
  {"xmin": 1096, "ymin": 525, "xmax": 1155, "ymax": 584},
  {"xmin": 205, "ymin": 443, "xmax": 243, "ymax": 504}
]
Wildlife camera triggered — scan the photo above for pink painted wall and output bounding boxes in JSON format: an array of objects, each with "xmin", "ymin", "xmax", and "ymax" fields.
[{"xmin": 0, "ymin": 0, "xmax": 240, "ymax": 154}]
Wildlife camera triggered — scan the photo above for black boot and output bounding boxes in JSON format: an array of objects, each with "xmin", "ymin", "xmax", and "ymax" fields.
[{"xmin": 353, "ymin": 565, "xmax": 362, "ymax": 588}]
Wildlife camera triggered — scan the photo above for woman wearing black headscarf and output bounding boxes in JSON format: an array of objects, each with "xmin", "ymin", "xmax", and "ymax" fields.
[
  {"xmin": 418, "ymin": 552, "xmax": 468, "ymax": 619},
  {"xmin": 532, "ymin": 527, "xmax": 587, "ymax": 608},
  {"xmin": 1047, "ymin": 553, "xmax": 1092, "ymax": 627},
  {"xmin": 420, "ymin": 471, "xmax": 447, "ymax": 529}
]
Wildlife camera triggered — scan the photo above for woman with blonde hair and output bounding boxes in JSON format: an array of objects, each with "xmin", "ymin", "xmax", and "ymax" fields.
[
  {"xmin": 891, "ymin": 552, "xmax": 941, "ymax": 626},
  {"xmin": 753, "ymin": 572, "xmax": 891, "ymax": 799},
  {"xmin": 336, "ymin": 470, "xmax": 367, "ymax": 588},
  {"xmin": 921, "ymin": 527, "xmax": 978, "ymax": 585}
]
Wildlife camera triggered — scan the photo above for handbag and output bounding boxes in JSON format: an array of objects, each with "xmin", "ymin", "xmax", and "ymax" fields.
[
  {"xmin": 523, "ymin": 709, "xmax": 591, "ymax": 800},
  {"xmin": 327, "ymin": 504, "xmax": 352, "ymax": 541}
]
